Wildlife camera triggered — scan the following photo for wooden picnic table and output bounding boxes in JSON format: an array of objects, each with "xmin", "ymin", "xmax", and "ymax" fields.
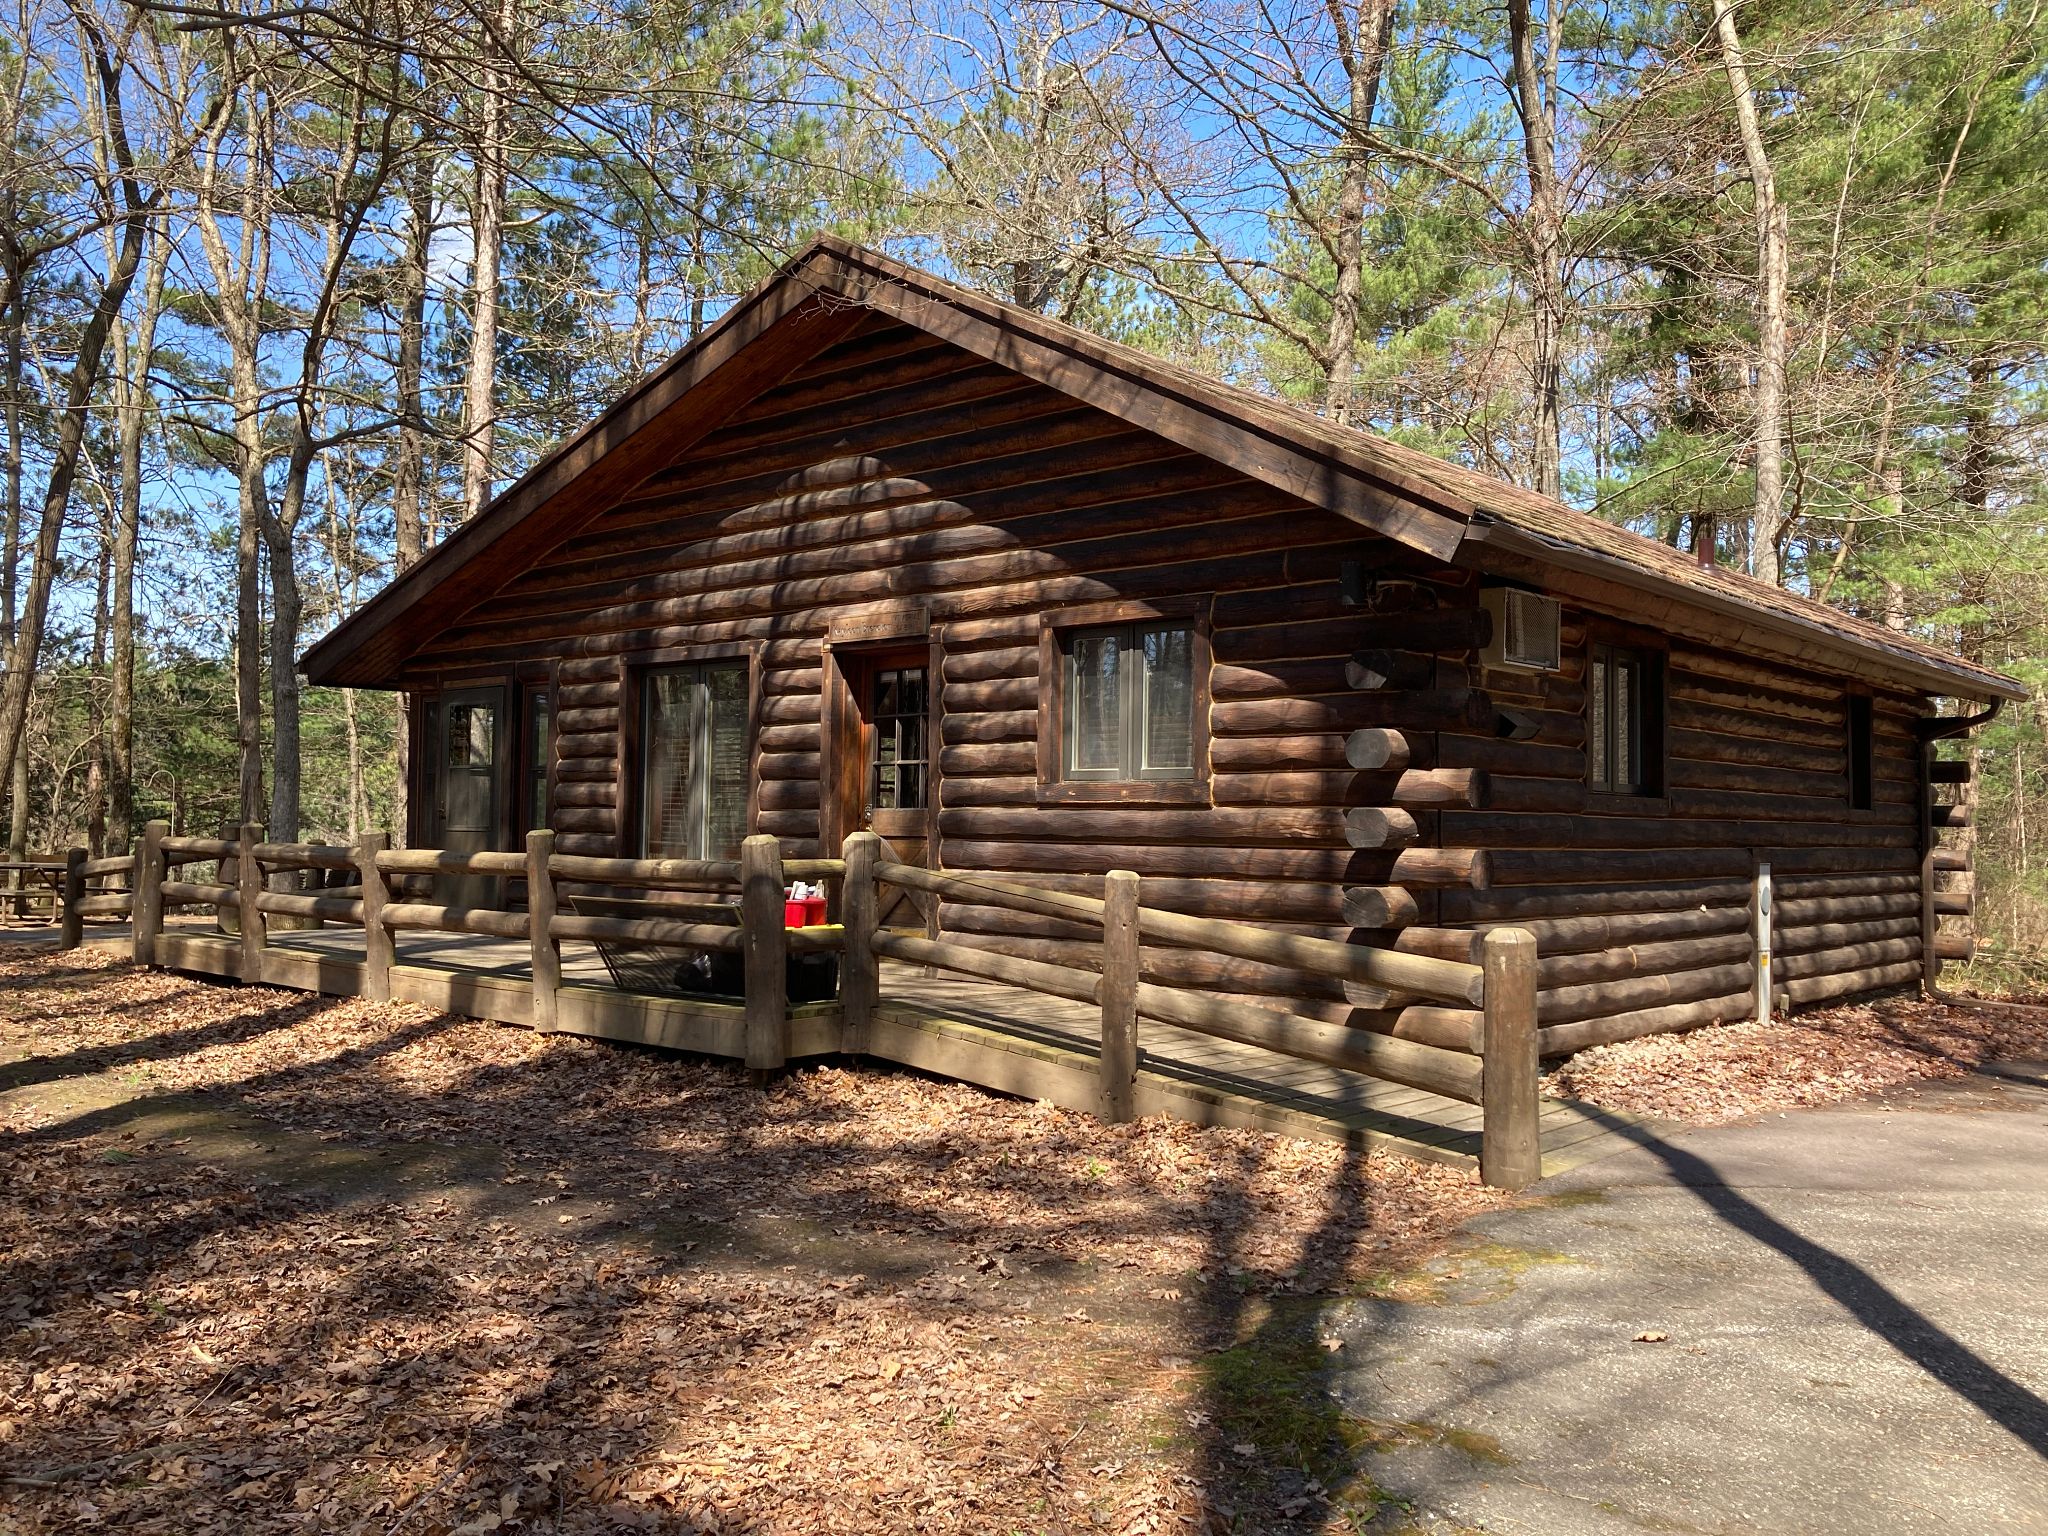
[{"xmin": 0, "ymin": 858, "xmax": 67, "ymax": 924}]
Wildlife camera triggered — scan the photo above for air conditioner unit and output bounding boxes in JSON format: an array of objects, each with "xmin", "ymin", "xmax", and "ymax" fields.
[{"xmin": 1481, "ymin": 588, "xmax": 1561, "ymax": 672}]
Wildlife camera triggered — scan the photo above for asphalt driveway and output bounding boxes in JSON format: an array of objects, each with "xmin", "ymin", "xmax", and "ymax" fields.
[{"xmin": 1333, "ymin": 1061, "xmax": 2048, "ymax": 1534}]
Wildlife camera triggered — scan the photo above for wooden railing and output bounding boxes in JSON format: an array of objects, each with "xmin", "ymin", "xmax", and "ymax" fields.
[
  {"xmin": 57, "ymin": 819, "xmax": 1541, "ymax": 1189},
  {"xmin": 839, "ymin": 831, "xmax": 1542, "ymax": 1189},
  {"xmin": 67, "ymin": 819, "xmax": 845, "ymax": 1074}
]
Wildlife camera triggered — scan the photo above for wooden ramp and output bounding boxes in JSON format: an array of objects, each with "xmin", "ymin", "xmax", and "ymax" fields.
[
  {"xmin": 126, "ymin": 925, "xmax": 1656, "ymax": 1180},
  {"xmin": 872, "ymin": 968, "xmax": 1649, "ymax": 1177}
]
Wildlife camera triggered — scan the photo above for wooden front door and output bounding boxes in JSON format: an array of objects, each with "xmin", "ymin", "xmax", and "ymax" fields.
[
  {"xmin": 430, "ymin": 685, "xmax": 505, "ymax": 908},
  {"xmin": 832, "ymin": 646, "xmax": 936, "ymax": 931}
]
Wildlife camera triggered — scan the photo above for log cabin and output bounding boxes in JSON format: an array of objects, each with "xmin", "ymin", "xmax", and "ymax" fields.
[{"xmin": 301, "ymin": 237, "xmax": 2024, "ymax": 1060}]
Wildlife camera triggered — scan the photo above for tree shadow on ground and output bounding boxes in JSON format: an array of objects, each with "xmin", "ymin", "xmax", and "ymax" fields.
[
  {"xmin": 0, "ymin": 973, "xmax": 351, "ymax": 1094},
  {"xmin": 1182, "ymin": 1136, "xmax": 1391, "ymax": 1531},
  {"xmin": 0, "ymin": 959, "xmax": 1485, "ymax": 1533},
  {"xmin": 1586, "ymin": 1106, "xmax": 2048, "ymax": 1460}
]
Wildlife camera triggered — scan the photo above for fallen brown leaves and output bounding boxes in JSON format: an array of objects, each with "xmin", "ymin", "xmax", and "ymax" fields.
[
  {"xmin": 0, "ymin": 948, "xmax": 1500, "ymax": 1534},
  {"xmin": 1546, "ymin": 990, "xmax": 2048, "ymax": 1126}
]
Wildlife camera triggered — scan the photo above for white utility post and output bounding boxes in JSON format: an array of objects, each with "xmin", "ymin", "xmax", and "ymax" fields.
[{"xmin": 1753, "ymin": 861, "xmax": 1773, "ymax": 1025}]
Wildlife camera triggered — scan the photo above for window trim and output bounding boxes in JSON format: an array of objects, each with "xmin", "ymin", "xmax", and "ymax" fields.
[
  {"xmin": 620, "ymin": 642, "xmax": 759, "ymax": 861},
  {"xmin": 820, "ymin": 636, "xmax": 940, "ymax": 858},
  {"xmin": 412, "ymin": 694, "xmax": 440, "ymax": 848},
  {"xmin": 521, "ymin": 681, "xmax": 556, "ymax": 836},
  {"xmin": 1036, "ymin": 597, "xmax": 1212, "ymax": 806},
  {"xmin": 864, "ymin": 658, "xmax": 932, "ymax": 825},
  {"xmin": 410, "ymin": 678, "xmax": 514, "ymax": 849},
  {"xmin": 1584, "ymin": 632, "xmax": 1667, "ymax": 807}
]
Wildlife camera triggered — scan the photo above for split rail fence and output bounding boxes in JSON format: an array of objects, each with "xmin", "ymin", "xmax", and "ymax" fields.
[{"xmin": 53, "ymin": 820, "xmax": 1544, "ymax": 1188}]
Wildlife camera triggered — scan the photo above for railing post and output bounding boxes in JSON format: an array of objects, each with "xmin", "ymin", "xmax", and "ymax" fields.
[
  {"xmin": 217, "ymin": 815, "xmax": 241, "ymax": 936},
  {"xmin": 238, "ymin": 822, "xmax": 266, "ymax": 984},
  {"xmin": 132, "ymin": 819, "xmax": 167, "ymax": 966},
  {"xmin": 1098, "ymin": 869, "xmax": 1140, "ymax": 1124},
  {"xmin": 527, "ymin": 828, "xmax": 560, "ymax": 1032},
  {"xmin": 358, "ymin": 831, "xmax": 392, "ymax": 1003},
  {"xmin": 839, "ymin": 830, "xmax": 881, "ymax": 1054},
  {"xmin": 58, "ymin": 848, "xmax": 85, "ymax": 950},
  {"xmin": 741, "ymin": 833, "xmax": 788, "ymax": 1077},
  {"xmin": 1480, "ymin": 926, "xmax": 1540, "ymax": 1191}
]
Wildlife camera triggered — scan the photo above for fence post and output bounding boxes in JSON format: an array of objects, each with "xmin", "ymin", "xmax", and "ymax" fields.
[
  {"xmin": 132, "ymin": 819, "xmax": 167, "ymax": 966},
  {"xmin": 217, "ymin": 815, "xmax": 241, "ymax": 936},
  {"xmin": 1097, "ymin": 869, "xmax": 1141, "ymax": 1124},
  {"xmin": 1480, "ymin": 926, "xmax": 1540, "ymax": 1191},
  {"xmin": 58, "ymin": 847, "xmax": 85, "ymax": 950},
  {"xmin": 358, "ymin": 831, "xmax": 392, "ymax": 1003},
  {"xmin": 839, "ymin": 830, "xmax": 881, "ymax": 1054},
  {"xmin": 1753, "ymin": 861, "xmax": 1773, "ymax": 1025},
  {"xmin": 741, "ymin": 833, "xmax": 788, "ymax": 1077},
  {"xmin": 237, "ymin": 822, "xmax": 266, "ymax": 984},
  {"xmin": 527, "ymin": 828, "xmax": 560, "ymax": 1032}
]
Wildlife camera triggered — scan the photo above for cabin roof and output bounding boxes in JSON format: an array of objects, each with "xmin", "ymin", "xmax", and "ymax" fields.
[{"xmin": 303, "ymin": 237, "xmax": 2024, "ymax": 703}]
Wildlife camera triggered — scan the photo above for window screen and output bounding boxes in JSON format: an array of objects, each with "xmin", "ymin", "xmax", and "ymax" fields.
[
  {"xmin": 1064, "ymin": 621, "xmax": 1197, "ymax": 782},
  {"xmin": 1589, "ymin": 643, "xmax": 1660, "ymax": 796},
  {"xmin": 870, "ymin": 666, "xmax": 930, "ymax": 811},
  {"xmin": 524, "ymin": 690, "xmax": 553, "ymax": 832},
  {"xmin": 419, "ymin": 699, "xmax": 442, "ymax": 824},
  {"xmin": 641, "ymin": 662, "xmax": 749, "ymax": 859},
  {"xmin": 446, "ymin": 701, "xmax": 495, "ymax": 769},
  {"xmin": 1847, "ymin": 694, "xmax": 1874, "ymax": 810}
]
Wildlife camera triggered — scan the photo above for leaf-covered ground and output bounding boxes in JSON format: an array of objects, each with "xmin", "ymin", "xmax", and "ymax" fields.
[
  {"xmin": 8, "ymin": 948, "xmax": 2042, "ymax": 1534},
  {"xmin": 1546, "ymin": 989, "xmax": 2048, "ymax": 1125},
  {"xmin": 0, "ymin": 949, "xmax": 1504, "ymax": 1534}
]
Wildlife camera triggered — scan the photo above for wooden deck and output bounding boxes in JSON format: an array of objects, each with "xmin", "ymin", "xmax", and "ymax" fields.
[{"xmin": 129, "ymin": 922, "xmax": 1656, "ymax": 1179}]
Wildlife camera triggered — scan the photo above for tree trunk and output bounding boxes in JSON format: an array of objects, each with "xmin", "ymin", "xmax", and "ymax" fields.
[
  {"xmin": 1954, "ymin": 352, "xmax": 1994, "ymax": 666},
  {"xmin": 342, "ymin": 685, "xmax": 365, "ymax": 842},
  {"xmin": 2, "ymin": 270, "xmax": 24, "ymax": 858},
  {"xmin": 1712, "ymin": 0, "xmax": 1789, "ymax": 584},
  {"xmin": 266, "ymin": 91, "xmax": 390, "ymax": 848},
  {"xmin": 231, "ymin": 346, "xmax": 267, "ymax": 827},
  {"xmin": 460, "ymin": 0, "xmax": 518, "ymax": 520},
  {"xmin": 191, "ymin": 67, "xmax": 275, "ymax": 830},
  {"xmin": 84, "ymin": 526, "xmax": 108, "ymax": 857},
  {"xmin": 1321, "ymin": 0, "xmax": 1399, "ymax": 429},
  {"xmin": 1507, "ymin": 0, "xmax": 1565, "ymax": 500},
  {"xmin": 0, "ymin": 19, "xmax": 155, "ymax": 825},
  {"xmin": 393, "ymin": 155, "xmax": 431, "ymax": 571},
  {"xmin": 2, "ymin": 275, "xmax": 20, "ymax": 680},
  {"xmin": 107, "ymin": 221, "xmax": 167, "ymax": 855},
  {"xmin": 6, "ymin": 744, "xmax": 23, "ymax": 860},
  {"xmin": 391, "ymin": 154, "xmax": 433, "ymax": 847},
  {"xmin": 264, "ymin": 477, "xmax": 303, "ymax": 844}
]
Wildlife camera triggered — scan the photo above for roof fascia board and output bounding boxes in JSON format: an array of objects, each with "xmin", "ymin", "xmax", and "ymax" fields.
[
  {"xmin": 1461, "ymin": 519, "xmax": 2024, "ymax": 703},
  {"xmin": 302, "ymin": 261, "xmax": 862, "ymax": 686}
]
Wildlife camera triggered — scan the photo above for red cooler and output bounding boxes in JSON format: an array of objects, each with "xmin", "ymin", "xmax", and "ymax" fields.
[{"xmin": 784, "ymin": 894, "xmax": 828, "ymax": 927}]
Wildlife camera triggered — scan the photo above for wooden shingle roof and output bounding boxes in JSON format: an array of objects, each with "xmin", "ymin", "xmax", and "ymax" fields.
[{"xmin": 303, "ymin": 237, "xmax": 2023, "ymax": 702}]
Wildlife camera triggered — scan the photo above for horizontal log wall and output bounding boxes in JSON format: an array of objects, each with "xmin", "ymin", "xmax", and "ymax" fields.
[
  {"xmin": 394, "ymin": 310, "xmax": 1969, "ymax": 1055},
  {"xmin": 404, "ymin": 313, "xmax": 1448, "ymax": 1022},
  {"xmin": 1422, "ymin": 604, "xmax": 1940, "ymax": 1053}
]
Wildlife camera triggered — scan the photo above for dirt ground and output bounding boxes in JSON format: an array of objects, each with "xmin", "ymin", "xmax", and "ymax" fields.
[{"xmin": 2, "ymin": 948, "xmax": 2043, "ymax": 1535}]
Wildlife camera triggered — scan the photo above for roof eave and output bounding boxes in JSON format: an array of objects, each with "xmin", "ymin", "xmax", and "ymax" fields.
[{"xmin": 1460, "ymin": 518, "xmax": 2027, "ymax": 704}]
